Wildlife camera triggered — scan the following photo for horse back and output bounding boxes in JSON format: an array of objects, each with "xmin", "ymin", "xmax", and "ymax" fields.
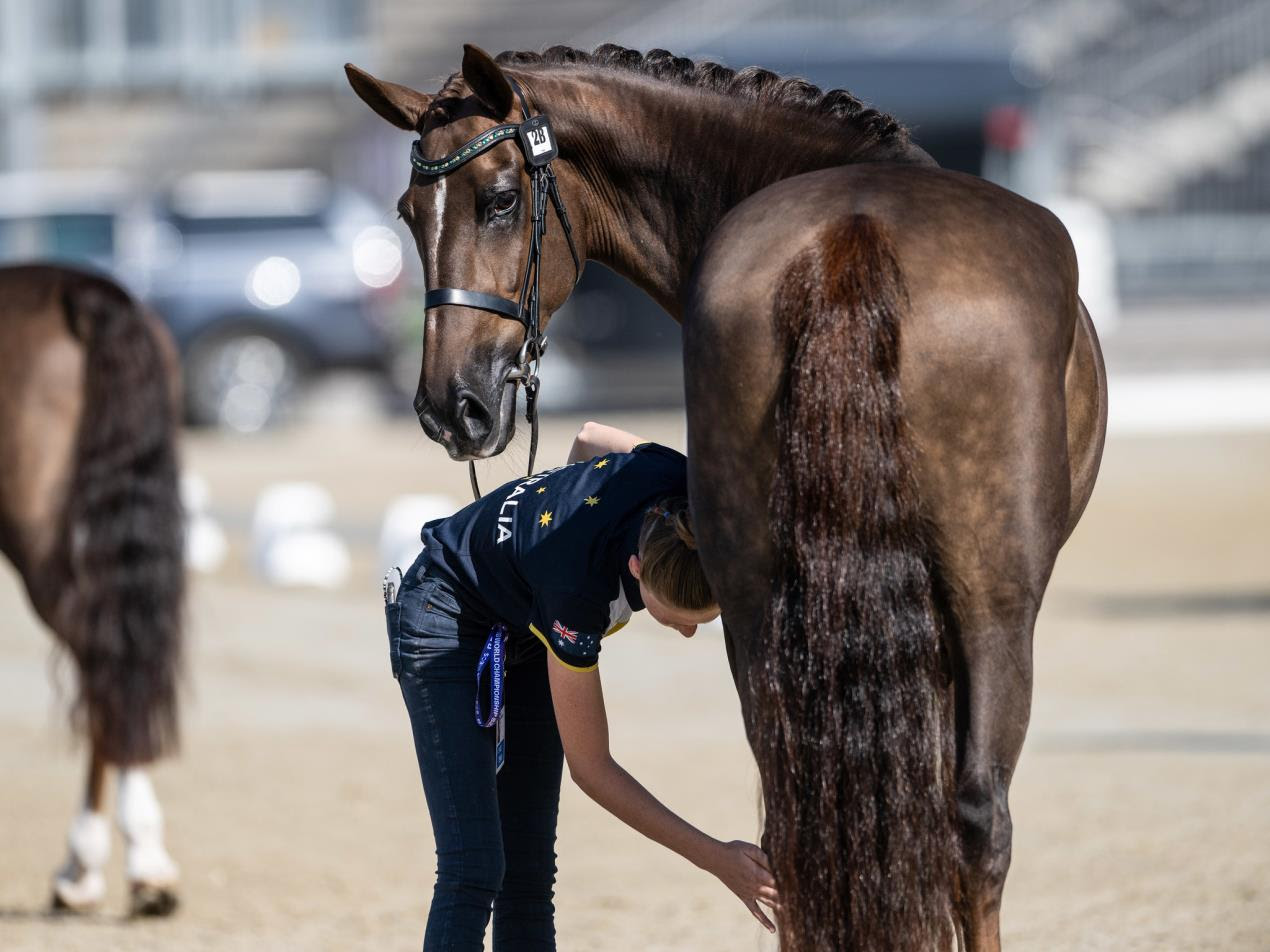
[{"xmin": 690, "ymin": 163, "xmax": 1079, "ymax": 358}]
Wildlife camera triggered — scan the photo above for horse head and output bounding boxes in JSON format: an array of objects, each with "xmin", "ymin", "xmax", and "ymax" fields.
[{"xmin": 346, "ymin": 46, "xmax": 582, "ymax": 461}]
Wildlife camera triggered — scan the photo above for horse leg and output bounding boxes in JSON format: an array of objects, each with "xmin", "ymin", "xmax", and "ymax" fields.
[
  {"xmin": 682, "ymin": 330, "xmax": 777, "ymax": 753},
  {"xmin": 946, "ymin": 604, "xmax": 1039, "ymax": 952},
  {"xmin": 51, "ymin": 746, "xmax": 109, "ymax": 912},
  {"xmin": 117, "ymin": 766, "xmax": 180, "ymax": 916},
  {"xmin": 932, "ymin": 299, "xmax": 1101, "ymax": 948},
  {"xmin": 911, "ymin": 385, "xmax": 1070, "ymax": 950}
]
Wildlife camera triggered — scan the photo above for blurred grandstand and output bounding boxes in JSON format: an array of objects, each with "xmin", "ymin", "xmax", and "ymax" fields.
[{"xmin": 1, "ymin": 0, "xmax": 1267, "ymax": 419}]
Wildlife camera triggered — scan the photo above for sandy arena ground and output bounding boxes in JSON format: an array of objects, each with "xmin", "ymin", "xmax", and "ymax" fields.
[{"xmin": 1, "ymin": 412, "xmax": 1268, "ymax": 951}]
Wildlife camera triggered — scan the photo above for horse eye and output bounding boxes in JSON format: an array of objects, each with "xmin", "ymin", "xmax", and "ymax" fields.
[{"xmin": 490, "ymin": 191, "xmax": 519, "ymax": 217}]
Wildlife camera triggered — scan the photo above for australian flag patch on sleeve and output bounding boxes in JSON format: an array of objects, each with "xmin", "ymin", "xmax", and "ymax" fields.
[{"xmin": 552, "ymin": 620, "xmax": 578, "ymax": 644}]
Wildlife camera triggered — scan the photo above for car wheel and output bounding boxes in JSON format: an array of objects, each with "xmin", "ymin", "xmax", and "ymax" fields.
[{"xmin": 185, "ymin": 330, "xmax": 303, "ymax": 432}]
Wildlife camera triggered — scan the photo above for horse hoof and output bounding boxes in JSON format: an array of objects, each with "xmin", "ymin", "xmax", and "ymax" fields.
[
  {"xmin": 49, "ymin": 888, "xmax": 101, "ymax": 915},
  {"xmin": 50, "ymin": 868, "xmax": 106, "ymax": 914},
  {"xmin": 129, "ymin": 882, "xmax": 179, "ymax": 917}
]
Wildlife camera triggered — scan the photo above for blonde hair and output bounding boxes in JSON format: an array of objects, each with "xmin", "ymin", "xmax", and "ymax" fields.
[{"xmin": 636, "ymin": 496, "xmax": 716, "ymax": 612}]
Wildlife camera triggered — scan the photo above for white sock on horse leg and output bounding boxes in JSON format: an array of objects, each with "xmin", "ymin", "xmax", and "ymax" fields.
[
  {"xmin": 116, "ymin": 769, "xmax": 179, "ymax": 886},
  {"xmin": 52, "ymin": 809, "xmax": 110, "ymax": 908}
]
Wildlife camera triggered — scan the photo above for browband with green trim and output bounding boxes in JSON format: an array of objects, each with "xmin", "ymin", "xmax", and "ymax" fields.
[{"xmin": 410, "ymin": 123, "xmax": 521, "ymax": 177}]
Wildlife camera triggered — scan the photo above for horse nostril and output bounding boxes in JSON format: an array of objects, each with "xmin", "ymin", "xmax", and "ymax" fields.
[
  {"xmin": 454, "ymin": 391, "xmax": 493, "ymax": 444},
  {"xmin": 414, "ymin": 391, "xmax": 445, "ymax": 441}
]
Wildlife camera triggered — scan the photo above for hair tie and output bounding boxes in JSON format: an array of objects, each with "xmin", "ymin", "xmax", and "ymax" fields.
[{"xmin": 647, "ymin": 505, "xmax": 673, "ymax": 523}]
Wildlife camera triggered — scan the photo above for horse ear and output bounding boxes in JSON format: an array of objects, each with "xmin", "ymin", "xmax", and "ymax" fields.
[
  {"xmin": 462, "ymin": 44, "xmax": 515, "ymax": 118},
  {"xmin": 345, "ymin": 63, "xmax": 432, "ymax": 131}
]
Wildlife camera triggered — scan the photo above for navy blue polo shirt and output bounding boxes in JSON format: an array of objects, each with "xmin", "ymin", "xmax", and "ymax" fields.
[{"xmin": 420, "ymin": 442, "xmax": 687, "ymax": 671}]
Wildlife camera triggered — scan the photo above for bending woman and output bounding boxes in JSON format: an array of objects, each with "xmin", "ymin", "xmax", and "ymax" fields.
[{"xmin": 384, "ymin": 422, "xmax": 776, "ymax": 950}]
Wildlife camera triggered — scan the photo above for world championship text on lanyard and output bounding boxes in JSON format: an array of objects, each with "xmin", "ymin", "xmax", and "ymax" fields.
[
  {"xmin": 475, "ymin": 623, "xmax": 509, "ymax": 773},
  {"xmin": 408, "ymin": 77, "xmax": 582, "ymax": 501}
]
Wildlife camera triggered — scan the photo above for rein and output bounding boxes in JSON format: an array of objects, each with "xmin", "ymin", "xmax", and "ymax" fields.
[{"xmin": 409, "ymin": 78, "xmax": 581, "ymax": 499}]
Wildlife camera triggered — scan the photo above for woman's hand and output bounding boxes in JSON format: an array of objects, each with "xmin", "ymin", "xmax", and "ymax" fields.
[{"xmin": 706, "ymin": 839, "xmax": 779, "ymax": 933}]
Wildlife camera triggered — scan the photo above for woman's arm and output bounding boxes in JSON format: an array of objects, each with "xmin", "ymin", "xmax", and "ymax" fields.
[
  {"xmin": 567, "ymin": 421, "xmax": 648, "ymax": 464},
  {"xmin": 546, "ymin": 661, "xmax": 778, "ymax": 931}
]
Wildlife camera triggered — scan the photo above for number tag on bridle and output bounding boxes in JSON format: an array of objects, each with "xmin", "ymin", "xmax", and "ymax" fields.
[{"xmin": 518, "ymin": 116, "xmax": 558, "ymax": 167}]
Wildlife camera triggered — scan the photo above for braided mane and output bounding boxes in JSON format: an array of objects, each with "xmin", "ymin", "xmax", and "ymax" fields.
[{"xmin": 431, "ymin": 44, "xmax": 909, "ymax": 152}]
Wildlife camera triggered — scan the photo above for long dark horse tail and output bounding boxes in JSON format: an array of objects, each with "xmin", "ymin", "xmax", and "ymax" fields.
[
  {"xmin": 61, "ymin": 274, "xmax": 184, "ymax": 766},
  {"xmin": 754, "ymin": 216, "xmax": 958, "ymax": 950}
]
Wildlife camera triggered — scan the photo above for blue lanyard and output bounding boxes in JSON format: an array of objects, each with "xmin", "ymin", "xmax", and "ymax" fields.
[{"xmin": 475, "ymin": 624, "xmax": 508, "ymax": 728}]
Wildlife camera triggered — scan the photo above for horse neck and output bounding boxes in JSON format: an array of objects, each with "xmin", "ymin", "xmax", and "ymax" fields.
[{"xmin": 531, "ymin": 70, "xmax": 920, "ymax": 318}]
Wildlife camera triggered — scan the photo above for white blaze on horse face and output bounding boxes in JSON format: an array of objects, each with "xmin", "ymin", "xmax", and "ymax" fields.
[{"xmin": 427, "ymin": 176, "xmax": 448, "ymax": 283}]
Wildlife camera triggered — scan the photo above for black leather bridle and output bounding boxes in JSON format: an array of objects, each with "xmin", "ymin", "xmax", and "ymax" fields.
[{"xmin": 409, "ymin": 77, "xmax": 581, "ymax": 499}]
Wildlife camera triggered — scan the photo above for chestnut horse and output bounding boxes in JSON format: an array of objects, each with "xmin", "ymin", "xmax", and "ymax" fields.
[
  {"xmin": 348, "ymin": 44, "xmax": 1107, "ymax": 951},
  {"xmin": 0, "ymin": 265, "xmax": 184, "ymax": 915}
]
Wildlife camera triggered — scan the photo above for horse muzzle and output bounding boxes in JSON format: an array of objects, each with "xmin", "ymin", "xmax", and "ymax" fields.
[{"xmin": 413, "ymin": 381, "xmax": 515, "ymax": 461}]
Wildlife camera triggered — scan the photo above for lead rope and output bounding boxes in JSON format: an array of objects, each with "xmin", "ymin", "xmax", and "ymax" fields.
[{"xmin": 467, "ymin": 395, "xmax": 540, "ymax": 500}]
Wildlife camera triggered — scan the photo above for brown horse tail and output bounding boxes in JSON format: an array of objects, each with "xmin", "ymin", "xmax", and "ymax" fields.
[
  {"xmin": 754, "ymin": 215, "xmax": 958, "ymax": 950},
  {"xmin": 61, "ymin": 274, "xmax": 184, "ymax": 766}
]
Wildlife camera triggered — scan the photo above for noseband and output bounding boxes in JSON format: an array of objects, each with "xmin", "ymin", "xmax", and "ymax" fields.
[{"xmin": 409, "ymin": 78, "xmax": 581, "ymax": 499}]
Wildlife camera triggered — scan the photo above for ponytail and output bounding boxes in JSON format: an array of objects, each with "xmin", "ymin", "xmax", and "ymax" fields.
[{"xmin": 636, "ymin": 496, "xmax": 715, "ymax": 611}]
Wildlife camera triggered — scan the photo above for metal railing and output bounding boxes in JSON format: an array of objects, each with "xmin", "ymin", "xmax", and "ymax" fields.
[{"xmin": 1064, "ymin": 0, "xmax": 1270, "ymax": 117}]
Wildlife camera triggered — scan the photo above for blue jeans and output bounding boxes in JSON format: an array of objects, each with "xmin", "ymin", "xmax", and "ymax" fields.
[{"xmin": 386, "ymin": 552, "xmax": 563, "ymax": 951}]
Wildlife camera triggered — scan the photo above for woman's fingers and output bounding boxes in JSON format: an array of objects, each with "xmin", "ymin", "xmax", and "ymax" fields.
[
  {"xmin": 746, "ymin": 899, "xmax": 776, "ymax": 934},
  {"xmin": 739, "ymin": 844, "xmax": 776, "ymax": 888},
  {"xmin": 719, "ymin": 841, "xmax": 779, "ymax": 931},
  {"xmin": 741, "ymin": 842, "xmax": 772, "ymax": 871}
]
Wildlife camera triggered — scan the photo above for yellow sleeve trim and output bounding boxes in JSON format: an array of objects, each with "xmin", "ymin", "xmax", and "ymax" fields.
[
  {"xmin": 528, "ymin": 623, "xmax": 599, "ymax": 673},
  {"xmin": 603, "ymin": 619, "xmax": 628, "ymax": 638}
]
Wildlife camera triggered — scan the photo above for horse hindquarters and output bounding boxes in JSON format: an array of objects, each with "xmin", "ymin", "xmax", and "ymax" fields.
[{"xmin": 687, "ymin": 216, "xmax": 958, "ymax": 952}]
